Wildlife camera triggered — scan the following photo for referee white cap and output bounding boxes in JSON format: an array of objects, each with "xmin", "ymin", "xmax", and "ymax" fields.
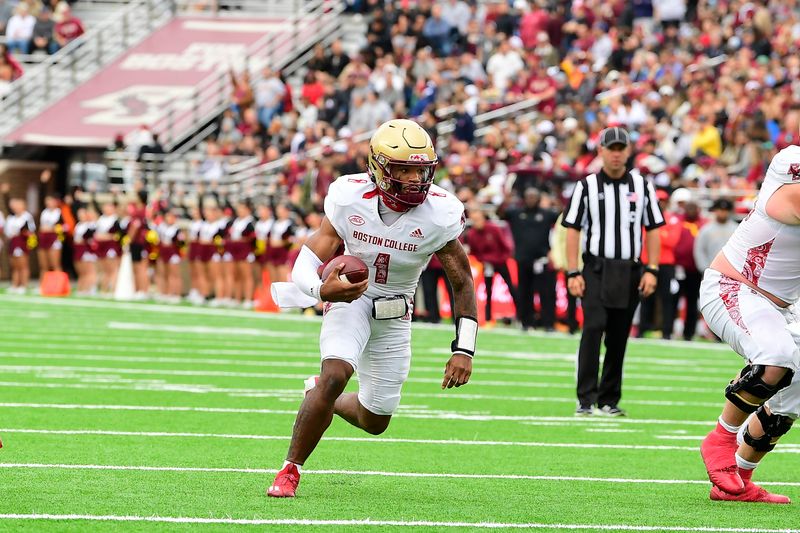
[{"xmin": 600, "ymin": 126, "xmax": 630, "ymax": 148}]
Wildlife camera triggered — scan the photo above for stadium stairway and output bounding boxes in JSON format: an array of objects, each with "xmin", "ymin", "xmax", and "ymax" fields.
[
  {"xmin": 1, "ymin": 1, "xmax": 345, "ymax": 156},
  {"xmin": 0, "ymin": 0, "xmax": 174, "ymax": 144}
]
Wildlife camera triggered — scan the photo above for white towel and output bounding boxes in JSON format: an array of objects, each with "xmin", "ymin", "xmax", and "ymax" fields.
[{"xmin": 270, "ymin": 282, "xmax": 319, "ymax": 309}]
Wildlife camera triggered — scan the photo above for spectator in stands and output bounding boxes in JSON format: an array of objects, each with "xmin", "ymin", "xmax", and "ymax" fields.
[
  {"xmin": 306, "ymin": 43, "xmax": 327, "ymax": 74},
  {"xmin": 0, "ymin": 43, "xmax": 22, "ymax": 80},
  {"xmin": 465, "ymin": 208, "xmax": 516, "ymax": 326},
  {"xmin": 452, "ymin": 101, "xmax": 475, "ymax": 145},
  {"xmin": 486, "ymin": 39, "xmax": 524, "ymax": 95},
  {"xmin": 639, "ymin": 189, "xmax": 682, "ymax": 339},
  {"xmin": 53, "ymin": 2, "xmax": 84, "ymax": 49},
  {"xmin": 690, "ymin": 114, "xmax": 722, "ymax": 159},
  {"xmin": 694, "ymin": 199, "xmax": 737, "ymax": 273},
  {"xmin": 301, "ymin": 70, "xmax": 325, "ymax": 107},
  {"xmin": 5, "ymin": 3, "xmax": 35, "ymax": 55},
  {"xmin": 422, "ymin": 4, "xmax": 453, "ymax": 56},
  {"xmin": 31, "ymin": 7, "xmax": 57, "ymax": 55},
  {"xmin": 0, "ymin": 0, "xmax": 13, "ymax": 36},
  {"xmin": 0, "ymin": 51, "xmax": 13, "ymax": 96},
  {"xmin": 673, "ymin": 201, "xmax": 705, "ymax": 341},
  {"xmin": 321, "ymin": 40, "xmax": 350, "ymax": 79},
  {"xmin": 254, "ymin": 67, "xmax": 286, "ymax": 129},
  {"xmin": 229, "ymin": 68, "xmax": 254, "ymax": 115}
]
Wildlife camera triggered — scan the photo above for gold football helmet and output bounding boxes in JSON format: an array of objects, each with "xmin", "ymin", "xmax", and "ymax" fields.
[{"xmin": 367, "ymin": 119, "xmax": 438, "ymax": 210}]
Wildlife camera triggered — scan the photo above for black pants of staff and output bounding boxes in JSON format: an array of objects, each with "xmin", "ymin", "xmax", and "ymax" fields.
[
  {"xmin": 576, "ymin": 261, "xmax": 641, "ymax": 409},
  {"xmin": 638, "ymin": 265, "xmax": 676, "ymax": 339},
  {"xmin": 484, "ymin": 262, "xmax": 518, "ymax": 322},
  {"xmin": 677, "ymin": 269, "xmax": 702, "ymax": 340},
  {"xmin": 419, "ymin": 266, "xmax": 454, "ymax": 324},
  {"xmin": 517, "ymin": 259, "xmax": 556, "ymax": 329},
  {"xmin": 566, "ymin": 291, "xmax": 579, "ymax": 334}
]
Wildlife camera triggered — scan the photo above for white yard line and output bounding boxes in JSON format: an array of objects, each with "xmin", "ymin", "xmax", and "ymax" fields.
[
  {"xmin": 0, "ymin": 340, "xmax": 739, "ymax": 376},
  {"xmin": 3, "ymin": 463, "xmax": 800, "ymax": 489},
  {"xmin": 0, "ymin": 514, "xmax": 794, "ymax": 532},
  {"xmin": 0, "ymin": 364, "xmax": 720, "ymax": 394},
  {"xmin": 0, "ymin": 403, "xmax": 721, "ymax": 425},
  {"xmin": 0, "ymin": 294, "xmax": 311, "ymax": 322},
  {"xmin": 0, "ymin": 352, "xmax": 731, "ymax": 384},
  {"xmin": 0, "ymin": 294, "xmax": 737, "ymax": 352},
  {"xmin": 106, "ymin": 322, "xmax": 304, "ymax": 338},
  {"xmin": 0, "ymin": 428, "xmax": 700, "ymax": 451},
  {"xmin": 9, "ymin": 426, "xmax": 800, "ymax": 452},
  {"xmin": 0, "ymin": 379, "xmax": 723, "ymax": 407}
]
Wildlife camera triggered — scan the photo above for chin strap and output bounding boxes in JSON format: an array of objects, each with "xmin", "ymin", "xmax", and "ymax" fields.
[{"xmin": 451, "ymin": 316, "xmax": 478, "ymax": 358}]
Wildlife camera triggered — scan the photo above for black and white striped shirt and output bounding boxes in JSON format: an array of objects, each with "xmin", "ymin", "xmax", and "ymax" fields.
[{"xmin": 561, "ymin": 170, "xmax": 664, "ymax": 260}]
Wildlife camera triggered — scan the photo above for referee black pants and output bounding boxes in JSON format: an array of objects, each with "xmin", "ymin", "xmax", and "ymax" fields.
[{"xmin": 576, "ymin": 264, "xmax": 640, "ymax": 409}]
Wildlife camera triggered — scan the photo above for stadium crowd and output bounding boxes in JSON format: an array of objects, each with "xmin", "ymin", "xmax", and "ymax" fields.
[
  {"xmin": 0, "ymin": 0, "xmax": 85, "ymax": 94},
  {"xmin": 3, "ymin": 0, "xmax": 800, "ymax": 338}
]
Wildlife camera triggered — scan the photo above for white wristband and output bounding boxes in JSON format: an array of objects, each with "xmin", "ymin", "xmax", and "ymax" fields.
[
  {"xmin": 292, "ymin": 245, "xmax": 324, "ymax": 302},
  {"xmin": 451, "ymin": 316, "xmax": 478, "ymax": 358}
]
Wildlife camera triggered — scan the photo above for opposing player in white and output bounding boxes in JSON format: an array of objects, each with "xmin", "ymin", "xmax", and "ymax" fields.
[
  {"xmin": 267, "ymin": 119, "xmax": 478, "ymax": 498},
  {"xmin": 699, "ymin": 144, "xmax": 800, "ymax": 503}
]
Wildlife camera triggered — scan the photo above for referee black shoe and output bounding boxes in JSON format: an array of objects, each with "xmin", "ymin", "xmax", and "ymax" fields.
[{"xmin": 574, "ymin": 405, "xmax": 594, "ymax": 416}]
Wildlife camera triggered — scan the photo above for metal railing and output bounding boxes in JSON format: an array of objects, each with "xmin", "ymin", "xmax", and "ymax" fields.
[
  {"xmin": 0, "ymin": 0, "xmax": 175, "ymax": 141},
  {"xmin": 218, "ymin": 96, "xmax": 546, "ymax": 192},
  {"xmin": 153, "ymin": 0, "xmax": 344, "ymax": 150},
  {"xmin": 97, "ymin": 0, "xmax": 344, "ymax": 186}
]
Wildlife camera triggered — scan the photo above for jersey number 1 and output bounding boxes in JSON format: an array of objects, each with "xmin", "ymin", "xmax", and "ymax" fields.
[{"xmin": 374, "ymin": 253, "xmax": 390, "ymax": 284}]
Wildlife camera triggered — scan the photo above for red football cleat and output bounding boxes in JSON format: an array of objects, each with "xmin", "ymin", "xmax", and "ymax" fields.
[
  {"xmin": 710, "ymin": 482, "xmax": 791, "ymax": 504},
  {"xmin": 701, "ymin": 423, "xmax": 745, "ymax": 494},
  {"xmin": 267, "ymin": 463, "xmax": 301, "ymax": 498}
]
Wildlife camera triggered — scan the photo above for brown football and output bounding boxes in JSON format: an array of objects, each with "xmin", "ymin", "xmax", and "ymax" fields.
[{"xmin": 320, "ymin": 255, "xmax": 369, "ymax": 283}]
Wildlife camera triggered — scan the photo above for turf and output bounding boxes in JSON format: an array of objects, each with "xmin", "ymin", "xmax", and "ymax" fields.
[{"xmin": 0, "ymin": 294, "xmax": 798, "ymax": 532}]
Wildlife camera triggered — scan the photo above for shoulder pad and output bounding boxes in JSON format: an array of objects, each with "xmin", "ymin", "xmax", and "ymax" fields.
[
  {"xmin": 426, "ymin": 185, "xmax": 465, "ymax": 229},
  {"xmin": 767, "ymin": 146, "xmax": 800, "ymax": 186},
  {"xmin": 326, "ymin": 174, "xmax": 373, "ymax": 208}
]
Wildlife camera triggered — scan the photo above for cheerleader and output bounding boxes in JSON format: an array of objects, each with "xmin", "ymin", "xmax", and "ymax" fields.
[
  {"xmin": 209, "ymin": 204, "xmax": 232, "ymax": 306},
  {"xmin": 186, "ymin": 206, "xmax": 206, "ymax": 305},
  {"xmin": 223, "ymin": 201, "xmax": 255, "ymax": 308},
  {"xmin": 198, "ymin": 204, "xmax": 226, "ymax": 305},
  {"xmin": 4, "ymin": 198, "xmax": 36, "ymax": 293},
  {"xmin": 73, "ymin": 207, "xmax": 98, "ymax": 295},
  {"xmin": 266, "ymin": 202, "xmax": 295, "ymax": 283},
  {"xmin": 38, "ymin": 193, "xmax": 68, "ymax": 273},
  {"xmin": 157, "ymin": 209, "xmax": 185, "ymax": 303},
  {"xmin": 94, "ymin": 200, "xmax": 122, "ymax": 294},
  {"xmin": 124, "ymin": 196, "xmax": 153, "ymax": 299},
  {"xmin": 254, "ymin": 204, "xmax": 274, "ymax": 287}
]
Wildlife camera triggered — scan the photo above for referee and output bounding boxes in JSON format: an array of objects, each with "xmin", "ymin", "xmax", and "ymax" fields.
[{"xmin": 561, "ymin": 126, "xmax": 665, "ymax": 416}]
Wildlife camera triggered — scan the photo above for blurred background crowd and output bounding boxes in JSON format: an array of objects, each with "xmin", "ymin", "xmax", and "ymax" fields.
[{"xmin": 3, "ymin": 0, "xmax": 799, "ymax": 339}]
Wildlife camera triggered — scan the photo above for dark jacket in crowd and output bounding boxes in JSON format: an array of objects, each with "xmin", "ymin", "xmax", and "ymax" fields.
[{"xmin": 503, "ymin": 206, "xmax": 559, "ymax": 261}]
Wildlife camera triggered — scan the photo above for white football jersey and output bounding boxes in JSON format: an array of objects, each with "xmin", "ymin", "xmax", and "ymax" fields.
[
  {"xmin": 722, "ymin": 145, "xmax": 800, "ymax": 303},
  {"xmin": 4, "ymin": 212, "xmax": 35, "ymax": 238},
  {"xmin": 324, "ymin": 173, "xmax": 465, "ymax": 299},
  {"xmin": 255, "ymin": 218, "xmax": 274, "ymax": 241},
  {"xmin": 40, "ymin": 207, "xmax": 63, "ymax": 228}
]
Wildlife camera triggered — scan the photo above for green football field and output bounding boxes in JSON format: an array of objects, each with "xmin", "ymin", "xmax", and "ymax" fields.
[{"xmin": 0, "ymin": 294, "xmax": 798, "ymax": 532}]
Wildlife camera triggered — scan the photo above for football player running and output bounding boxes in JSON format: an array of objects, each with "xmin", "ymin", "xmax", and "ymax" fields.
[
  {"xmin": 268, "ymin": 119, "xmax": 478, "ymax": 498},
  {"xmin": 698, "ymin": 144, "xmax": 800, "ymax": 503}
]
